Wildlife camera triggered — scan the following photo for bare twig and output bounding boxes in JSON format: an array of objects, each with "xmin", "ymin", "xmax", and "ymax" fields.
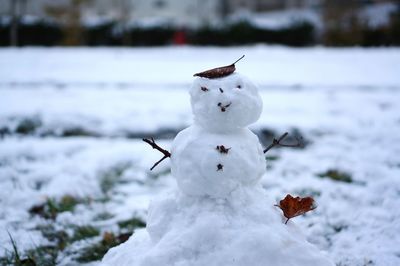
[
  {"xmin": 143, "ymin": 138, "xmax": 171, "ymax": 170},
  {"xmin": 143, "ymin": 138, "xmax": 171, "ymax": 157},
  {"xmin": 232, "ymin": 55, "xmax": 245, "ymax": 65},
  {"xmin": 263, "ymin": 132, "xmax": 302, "ymax": 153}
]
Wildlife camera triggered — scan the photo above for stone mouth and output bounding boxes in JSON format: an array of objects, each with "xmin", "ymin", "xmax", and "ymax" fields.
[{"xmin": 217, "ymin": 102, "xmax": 232, "ymax": 112}]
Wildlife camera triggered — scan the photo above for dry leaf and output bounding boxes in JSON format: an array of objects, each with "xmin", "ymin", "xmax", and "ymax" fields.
[
  {"xmin": 102, "ymin": 231, "xmax": 116, "ymax": 244},
  {"xmin": 275, "ymin": 194, "xmax": 317, "ymax": 224},
  {"xmin": 193, "ymin": 55, "xmax": 245, "ymax": 79}
]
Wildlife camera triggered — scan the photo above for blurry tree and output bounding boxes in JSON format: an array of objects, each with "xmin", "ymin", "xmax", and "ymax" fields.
[
  {"xmin": 45, "ymin": 0, "xmax": 92, "ymax": 46},
  {"xmin": 119, "ymin": 0, "xmax": 132, "ymax": 46},
  {"xmin": 9, "ymin": 0, "xmax": 23, "ymax": 46},
  {"xmin": 322, "ymin": 0, "xmax": 364, "ymax": 46},
  {"xmin": 388, "ymin": 4, "xmax": 400, "ymax": 45}
]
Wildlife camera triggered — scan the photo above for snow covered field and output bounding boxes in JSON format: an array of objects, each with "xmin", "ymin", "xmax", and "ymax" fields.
[{"xmin": 0, "ymin": 46, "xmax": 399, "ymax": 265}]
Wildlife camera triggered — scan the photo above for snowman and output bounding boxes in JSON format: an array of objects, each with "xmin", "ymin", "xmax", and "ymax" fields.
[{"xmin": 101, "ymin": 58, "xmax": 335, "ymax": 266}]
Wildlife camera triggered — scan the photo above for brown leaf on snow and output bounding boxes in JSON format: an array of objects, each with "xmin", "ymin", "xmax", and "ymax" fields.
[
  {"xmin": 275, "ymin": 194, "xmax": 317, "ymax": 224},
  {"xmin": 193, "ymin": 55, "xmax": 245, "ymax": 79}
]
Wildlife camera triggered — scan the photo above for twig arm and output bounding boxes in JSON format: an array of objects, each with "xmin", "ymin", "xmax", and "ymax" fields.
[
  {"xmin": 263, "ymin": 132, "xmax": 302, "ymax": 153},
  {"xmin": 143, "ymin": 138, "xmax": 171, "ymax": 170},
  {"xmin": 231, "ymin": 55, "xmax": 245, "ymax": 65},
  {"xmin": 150, "ymin": 155, "xmax": 169, "ymax": 171}
]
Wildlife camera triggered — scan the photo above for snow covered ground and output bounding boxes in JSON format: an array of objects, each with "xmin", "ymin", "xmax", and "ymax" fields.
[{"xmin": 0, "ymin": 46, "xmax": 399, "ymax": 265}]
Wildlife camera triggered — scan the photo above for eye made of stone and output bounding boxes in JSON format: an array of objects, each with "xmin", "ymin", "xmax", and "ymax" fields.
[{"xmin": 201, "ymin": 86, "xmax": 209, "ymax": 92}]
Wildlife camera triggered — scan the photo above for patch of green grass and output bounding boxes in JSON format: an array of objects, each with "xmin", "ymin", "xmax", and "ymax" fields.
[
  {"xmin": 1, "ymin": 232, "xmax": 44, "ymax": 266},
  {"xmin": 118, "ymin": 217, "xmax": 146, "ymax": 232},
  {"xmin": 35, "ymin": 224, "xmax": 69, "ymax": 251},
  {"xmin": 5, "ymin": 212, "xmax": 143, "ymax": 265},
  {"xmin": 37, "ymin": 223, "xmax": 101, "ymax": 245},
  {"xmin": 265, "ymin": 155, "xmax": 280, "ymax": 170},
  {"xmin": 58, "ymin": 195, "xmax": 80, "ymax": 212},
  {"xmin": 75, "ymin": 231, "xmax": 134, "ymax": 263},
  {"xmin": 71, "ymin": 225, "xmax": 100, "ymax": 242},
  {"xmin": 265, "ymin": 155, "xmax": 280, "ymax": 161},
  {"xmin": 0, "ymin": 126, "xmax": 10, "ymax": 138},
  {"xmin": 2, "ymin": 232, "xmax": 24, "ymax": 265},
  {"xmin": 93, "ymin": 211, "xmax": 114, "ymax": 221},
  {"xmin": 75, "ymin": 217, "xmax": 145, "ymax": 263},
  {"xmin": 75, "ymin": 232, "xmax": 120, "ymax": 263},
  {"xmin": 68, "ymin": 215, "xmax": 145, "ymax": 263},
  {"xmin": 294, "ymin": 188, "xmax": 321, "ymax": 198},
  {"xmin": 2, "ymin": 230, "xmax": 60, "ymax": 265},
  {"xmin": 0, "ymin": 256, "xmax": 11, "ymax": 265},
  {"xmin": 29, "ymin": 195, "xmax": 83, "ymax": 219},
  {"xmin": 317, "ymin": 169, "xmax": 353, "ymax": 183},
  {"xmin": 0, "ymin": 256, "xmax": 37, "ymax": 266},
  {"xmin": 16, "ymin": 117, "xmax": 42, "ymax": 135},
  {"xmin": 30, "ymin": 223, "xmax": 101, "ymax": 264},
  {"xmin": 94, "ymin": 196, "xmax": 112, "ymax": 203},
  {"xmin": 100, "ymin": 162, "xmax": 132, "ymax": 194},
  {"xmin": 61, "ymin": 127, "xmax": 94, "ymax": 137},
  {"xmin": 148, "ymin": 167, "xmax": 171, "ymax": 179},
  {"xmin": 2, "ymin": 244, "xmax": 59, "ymax": 266},
  {"xmin": 25, "ymin": 245, "xmax": 58, "ymax": 266}
]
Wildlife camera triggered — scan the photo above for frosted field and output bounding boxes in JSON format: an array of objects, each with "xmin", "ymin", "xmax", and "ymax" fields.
[{"xmin": 0, "ymin": 46, "xmax": 400, "ymax": 265}]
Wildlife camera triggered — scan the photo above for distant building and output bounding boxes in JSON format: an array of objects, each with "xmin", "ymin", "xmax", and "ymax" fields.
[
  {"xmin": 90, "ymin": 0, "xmax": 224, "ymax": 27},
  {"xmin": 222, "ymin": 0, "xmax": 322, "ymax": 14},
  {"xmin": 0, "ymin": 0, "xmax": 224, "ymax": 28},
  {"xmin": 0, "ymin": 0, "xmax": 397, "ymax": 29}
]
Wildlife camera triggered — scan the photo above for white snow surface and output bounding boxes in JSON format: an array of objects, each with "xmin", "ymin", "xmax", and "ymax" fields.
[
  {"xmin": 0, "ymin": 46, "xmax": 399, "ymax": 266},
  {"xmin": 0, "ymin": 46, "xmax": 399, "ymax": 88}
]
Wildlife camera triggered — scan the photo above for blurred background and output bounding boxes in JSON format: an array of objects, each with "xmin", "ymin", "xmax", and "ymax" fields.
[
  {"xmin": 0, "ymin": 0, "xmax": 400, "ymax": 47},
  {"xmin": 1, "ymin": 1, "xmax": 400, "ymax": 266}
]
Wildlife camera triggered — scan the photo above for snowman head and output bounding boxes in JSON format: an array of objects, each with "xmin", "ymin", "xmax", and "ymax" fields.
[{"xmin": 190, "ymin": 73, "xmax": 263, "ymax": 132}]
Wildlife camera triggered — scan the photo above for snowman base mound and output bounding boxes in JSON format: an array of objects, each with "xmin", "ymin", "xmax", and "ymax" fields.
[{"xmin": 101, "ymin": 186, "xmax": 334, "ymax": 266}]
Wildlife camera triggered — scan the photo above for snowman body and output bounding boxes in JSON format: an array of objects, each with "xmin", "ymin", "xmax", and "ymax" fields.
[
  {"xmin": 101, "ymin": 72, "xmax": 335, "ymax": 266},
  {"xmin": 171, "ymin": 126, "xmax": 265, "ymax": 198},
  {"xmin": 171, "ymin": 73, "xmax": 265, "ymax": 198}
]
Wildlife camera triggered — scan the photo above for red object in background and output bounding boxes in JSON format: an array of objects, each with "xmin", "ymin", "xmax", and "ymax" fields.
[{"xmin": 173, "ymin": 30, "xmax": 186, "ymax": 45}]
